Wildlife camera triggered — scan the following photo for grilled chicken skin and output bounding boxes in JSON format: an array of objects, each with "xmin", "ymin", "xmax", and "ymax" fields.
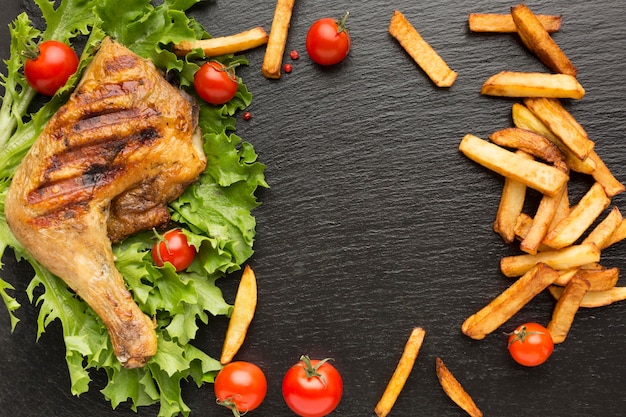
[{"xmin": 5, "ymin": 37, "xmax": 207, "ymax": 368}]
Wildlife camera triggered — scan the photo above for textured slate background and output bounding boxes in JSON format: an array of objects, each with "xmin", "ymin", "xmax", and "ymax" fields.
[{"xmin": 1, "ymin": 0, "xmax": 626, "ymax": 416}]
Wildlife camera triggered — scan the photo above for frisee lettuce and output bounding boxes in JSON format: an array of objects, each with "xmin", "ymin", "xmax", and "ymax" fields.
[{"xmin": 0, "ymin": 0, "xmax": 267, "ymax": 416}]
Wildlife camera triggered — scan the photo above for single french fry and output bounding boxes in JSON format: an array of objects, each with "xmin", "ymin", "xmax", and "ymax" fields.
[
  {"xmin": 462, "ymin": 263, "xmax": 559, "ymax": 340},
  {"xmin": 511, "ymin": 103, "xmax": 595, "ymax": 174},
  {"xmin": 523, "ymin": 98, "xmax": 594, "ymax": 161},
  {"xmin": 574, "ymin": 267, "xmax": 619, "ymax": 291},
  {"xmin": 606, "ymin": 219, "xmax": 626, "ymax": 247},
  {"xmin": 262, "ymin": 0, "xmax": 295, "ymax": 79},
  {"xmin": 543, "ymin": 183, "xmax": 610, "ymax": 249},
  {"xmin": 587, "ymin": 151, "xmax": 625, "ymax": 197},
  {"xmin": 173, "ymin": 27, "xmax": 269, "ymax": 57},
  {"xmin": 500, "ymin": 243, "xmax": 600, "ymax": 278},
  {"xmin": 547, "ymin": 275, "xmax": 590, "ymax": 343},
  {"xmin": 494, "ymin": 151, "xmax": 531, "ymax": 243},
  {"xmin": 548, "ymin": 182, "xmax": 570, "ymax": 233},
  {"xmin": 583, "ymin": 206, "xmax": 622, "ymax": 249},
  {"xmin": 489, "ymin": 128, "xmax": 568, "ymax": 173},
  {"xmin": 389, "ymin": 10, "xmax": 457, "ymax": 87},
  {"xmin": 511, "ymin": 4, "xmax": 577, "ymax": 76},
  {"xmin": 521, "ymin": 186, "xmax": 566, "ymax": 255},
  {"xmin": 468, "ymin": 13, "xmax": 562, "ymax": 33},
  {"xmin": 459, "ymin": 134, "xmax": 569, "ymax": 197},
  {"xmin": 481, "ymin": 71, "xmax": 585, "ymax": 100},
  {"xmin": 220, "ymin": 265, "xmax": 258, "ymax": 364},
  {"xmin": 374, "ymin": 327, "xmax": 426, "ymax": 417},
  {"xmin": 549, "ymin": 286, "xmax": 626, "ymax": 308},
  {"xmin": 435, "ymin": 358, "xmax": 483, "ymax": 417}
]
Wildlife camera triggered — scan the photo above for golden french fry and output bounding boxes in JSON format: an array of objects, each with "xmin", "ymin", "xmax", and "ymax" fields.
[
  {"xmin": 606, "ymin": 219, "xmax": 626, "ymax": 247},
  {"xmin": 523, "ymin": 98, "xmax": 594, "ymax": 161},
  {"xmin": 574, "ymin": 267, "xmax": 619, "ymax": 291},
  {"xmin": 583, "ymin": 206, "xmax": 622, "ymax": 249},
  {"xmin": 521, "ymin": 186, "xmax": 567, "ymax": 255},
  {"xmin": 389, "ymin": 10, "xmax": 457, "ymax": 87},
  {"xmin": 494, "ymin": 151, "xmax": 531, "ymax": 244},
  {"xmin": 468, "ymin": 13, "xmax": 562, "ymax": 33},
  {"xmin": 435, "ymin": 358, "xmax": 483, "ymax": 417},
  {"xmin": 173, "ymin": 27, "xmax": 269, "ymax": 57},
  {"xmin": 511, "ymin": 103, "xmax": 595, "ymax": 174},
  {"xmin": 489, "ymin": 127, "xmax": 568, "ymax": 173},
  {"xmin": 220, "ymin": 265, "xmax": 258, "ymax": 364},
  {"xmin": 547, "ymin": 275, "xmax": 590, "ymax": 343},
  {"xmin": 459, "ymin": 134, "xmax": 569, "ymax": 197},
  {"xmin": 481, "ymin": 71, "xmax": 585, "ymax": 100},
  {"xmin": 500, "ymin": 243, "xmax": 600, "ymax": 278},
  {"xmin": 375, "ymin": 327, "xmax": 426, "ymax": 417},
  {"xmin": 543, "ymin": 183, "xmax": 610, "ymax": 249},
  {"xmin": 549, "ymin": 286, "xmax": 626, "ymax": 308},
  {"xmin": 462, "ymin": 263, "xmax": 559, "ymax": 340},
  {"xmin": 587, "ymin": 151, "xmax": 626, "ymax": 197},
  {"xmin": 262, "ymin": 0, "xmax": 295, "ymax": 79},
  {"xmin": 511, "ymin": 4, "xmax": 577, "ymax": 76}
]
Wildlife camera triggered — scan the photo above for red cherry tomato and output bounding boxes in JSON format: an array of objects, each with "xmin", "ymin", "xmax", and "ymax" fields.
[
  {"xmin": 214, "ymin": 361, "xmax": 267, "ymax": 415},
  {"xmin": 508, "ymin": 323, "xmax": 554, "ymax": 367},
  {"xmin": 305, "ymin": 13, "xmax": 351, "ymax": 66},
  {"xmin": 193, "ymin": 61, "xmax": 239, "ymax": 105},
  {"xmin": 282, "ymin": 356, "xmax": 343, "ymax": 417},
  {"xmin": 24, "ymin": 40, "xmax": 79, "ymax": 96},
  {"xmin": 151, "ymin": 229, "xmax": 196, "ymax": 272}
]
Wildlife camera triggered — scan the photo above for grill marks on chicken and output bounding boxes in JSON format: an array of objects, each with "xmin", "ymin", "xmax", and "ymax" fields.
[{"xmin": 5, "ymin": 37, "xmax": 207, "ymax": 368}]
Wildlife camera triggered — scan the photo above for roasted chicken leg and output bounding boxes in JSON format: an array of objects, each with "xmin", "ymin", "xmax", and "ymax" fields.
[{"xmin": 5, "ymin": 38, "xmax": 207, "ymax": 368}]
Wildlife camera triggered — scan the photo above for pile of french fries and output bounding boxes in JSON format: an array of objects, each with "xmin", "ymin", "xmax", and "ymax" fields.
[{"xmin": 460, "ymin": 4, "xmax": 626, "ymax": 345}]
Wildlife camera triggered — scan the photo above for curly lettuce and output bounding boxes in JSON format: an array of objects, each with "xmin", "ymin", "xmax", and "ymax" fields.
[{"xmin": 0, "ymin": 0, "xmax": 267, "ymax": 416}]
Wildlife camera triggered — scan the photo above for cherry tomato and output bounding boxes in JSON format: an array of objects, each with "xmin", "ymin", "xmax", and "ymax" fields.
[
  {"xmin": 194, "ymin": 61, "xmax": 239, "ymax": 105},
  {"xmin": 151, "ymin": 229, "xmax": 196, "ymax": 272},
  {"xmin": 24, "ymin": 40, "xmax": 79, "ymax": 96},
  {"xmin": 508, "ymin": 322, "xmax": 554, "ymax": 367},
  {"xmin": 282, "ymin": 355, "xmax": 343, "ymax": 417},
  {"xmin": 305, "ymin": 13, "xmax": 351, "ymax": 66},
  {"xmin": 214, "ymin": 361, "xmax": 267, "ymax": 415}
]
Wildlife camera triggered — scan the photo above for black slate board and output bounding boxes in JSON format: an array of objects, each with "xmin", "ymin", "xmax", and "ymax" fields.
[{"xmin": 1, "ymin": 1, "xmax": 626, "ymax": 416}]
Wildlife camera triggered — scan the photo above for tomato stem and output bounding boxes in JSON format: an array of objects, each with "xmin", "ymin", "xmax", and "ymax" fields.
[
  {"xmin": 299, "ymin": 355, "xmax": 333, "ymax": 387},
  {"xmin": 506, "ymin": 325, "xmax": 543, "ymax": 347},
  {"xmin": 336, "ymin": 11, "xmax": 350, "ymax": 34},
  {"xmin": 216, "ymin": 396, "xmax": 246, "ymax": 417}
]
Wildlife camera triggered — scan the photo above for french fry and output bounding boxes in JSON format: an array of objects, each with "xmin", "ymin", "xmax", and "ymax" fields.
[
  {"xmin": 511, "ymin": 4, "xmax": 577, "ymax": 76},
  {"xmin": 582, "ymin": 206, "xmax": 622, "ymax": 249},
  {"xmin": 173, "ymin": 27, "xmax": 269, "ymax": 57},
  {"xmin": 435, "ymin": 358, "xmax": 483, "ymax": 417},
  {"xmin": 606, "ymin": 219, "xmax": 626, "ymax": 247},
  {"xmin": 262, "ymin": 0, "xmax": 295, "ymax": 79},
  {"xmin": 494, "ymin": 151, "xmax": 531, "ymax": 244},
  {"xmin": 547, "ymin": 275, "xmax": 590, "ymax": 343},
  {"xmin": 511, "ymin": 103, "xmax": 595, "ymax": 174},
  {"xmin": 500, "ymin": 243, "xmax": 600, "ymax": 278},
  {"xmin": 374, "ymin": 327, "xmax": 426, "ymax": 417},
  {"xmin": 481, "ymin": 71, "xmax": 585, "ymax": 100},
  {"xmin": 523, "ymin": 98, "xmax": 594, "ymax": 161},
  {"xmin": 389, "ymin": 10, "xmax": 457, "ymax": 87},
  {"xmin": 573, "ymin": 267, "xmax": 619, "ymax": 291},
  {"xmin": 220, "ymin": 265, "xmax": 257, "ymax": 364},
  {"xmin": 462, "ymin": 263, "xmax": 559, "ymax": 340},
  {"xmin": 587, "ymin": 151, "xmax": 625, "ymax": 197},
  {"xmin": 521, "ymin": 186, "xmax": 566, "ymax": 255},
  {"xmin": 549, "ymin": 286, "xmax": 626, "ymax": 308},
  {"xmin": 459, "ymin": 134, "xmax": 569, "ymax": 197},
  {"xmin": 468, "ymin": 13, "xmax": 562, "ymax": 33},
  {"xmin": 543, "ymin": 183, "xmax": 610, "ymax": 249}
]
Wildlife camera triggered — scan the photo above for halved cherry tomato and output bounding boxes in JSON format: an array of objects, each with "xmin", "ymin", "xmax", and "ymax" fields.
[
  {"xmin": 151, "ymin": 229, "xmax": 196, "ymax": 272},
  {"xmin": 24, "ymin": 40, "xmax": 79, "ymax": 96},
  {"xmin": 508, "ymin": 322, "xmax": 554, "ymax": 367},
  {"xmin": 305, "ymin": 13, "xmax": 351, "ymax": 66},
  {"xmin": 282, "ymin": 355, "xmax": 343, "ymax": 417},
  {"xmin": 194, "ymin": 61, "xmax": 239, "ymax": 105},
  {"xmin": 214, "ymin": 361, "xmax": 267, "ymax": 416}
]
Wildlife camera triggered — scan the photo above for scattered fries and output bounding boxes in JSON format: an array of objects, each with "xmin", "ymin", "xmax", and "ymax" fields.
[
  {"xmin": 262, "ymin": 0, "xmax": 295, "ymax": 79},
  {"xmin": 481, "ymin": 71, "xmax": 585, "ymax": 99},
  {"xmin": 547, "ymin": 275, "xmax": 590, "ymax": 343},
  {"xmin": 462, "ymin": 263, "xmax": 559, "ymax": 340},
  {"xmin": 511, "ymin": 4, "xmax": 577, "ymax": 76},
  {"xmin": 173, "ymin": 27, "xmax": 268, "ymax": 57},
  {"xmin": 374, "ymin": 327, "xmax": 425, "ymax": 417},
  {"xmin": 436, "ymin": 358, "xmax": 483, "ymax": 417},
  {"xmin": 468, "ymin": 13, "xmax": 562, "ymax": 33},
  {"xmin": 389, "ymin": 10, "xmax": 457, "ymax": 87},
  {"xmin": 220, "ymin": 265, "xmax": 258, "ymax": 364}
]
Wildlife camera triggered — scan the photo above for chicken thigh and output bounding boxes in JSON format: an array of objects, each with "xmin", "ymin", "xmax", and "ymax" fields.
[{"xmin": 5, "ymin": 37, "xmax": 207, "ymax": 368}]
